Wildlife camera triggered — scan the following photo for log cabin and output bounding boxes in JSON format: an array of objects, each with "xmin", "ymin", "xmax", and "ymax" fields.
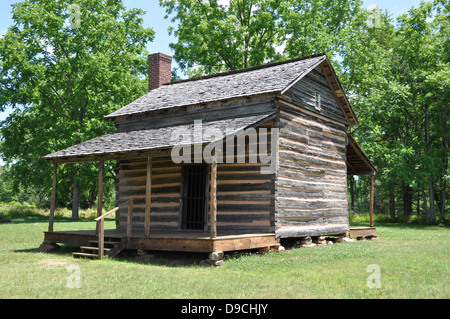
[{"xmin": 39, "ymin": 52, "xmax": 377, "ymax": 260}]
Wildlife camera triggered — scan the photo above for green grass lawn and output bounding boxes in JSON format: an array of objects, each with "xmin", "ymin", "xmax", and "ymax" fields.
[{"xmin": 0, "ymin": 205, "xmax": 448, "ymax": 299}]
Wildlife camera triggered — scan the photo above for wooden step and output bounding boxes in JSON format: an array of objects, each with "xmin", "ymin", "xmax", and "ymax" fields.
[
  {"xmin": 72, "ymin": 252, "xmax": 107, "ymax": 259},
  {"xmin": 73, "ymin": 238, "xmax": 125, "ymax": 260},
  {"xmin": 80, "ymin": 246, "xmax": 112, "ymax": 253},
  {"xmin": 88, "ymin": 240, "xmax": 121, "ymax": 247}
]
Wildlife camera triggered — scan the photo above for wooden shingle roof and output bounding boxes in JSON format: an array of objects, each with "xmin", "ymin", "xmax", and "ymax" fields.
[
  {"xmin": 105, "ymin": 53, "xmax": 358, "ymax": 123},
  {"xmin": 44, "ymin": 112, "xmax": 276, "ymax": 163},
  {"xmin": 346, "ymin": 133, "xmax": 377, "ymax": 175},
  {"xmin": 44, "ymin": 53, "xmax": 359, "ymax": 162}
]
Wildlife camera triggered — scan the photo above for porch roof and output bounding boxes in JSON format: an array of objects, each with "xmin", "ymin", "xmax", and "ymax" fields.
[
  {"xmin": 43, "ymin": 112, "xmax": 276, "ymax": 163},
  {"xmin": 346, "ymin": 133, "xmax": 377, "ymax": 175}
]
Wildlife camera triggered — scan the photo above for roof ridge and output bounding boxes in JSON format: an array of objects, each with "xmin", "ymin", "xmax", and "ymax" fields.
[{"xmin": 167, "ymin": 52, "xmax": 327, "ymax": 86}]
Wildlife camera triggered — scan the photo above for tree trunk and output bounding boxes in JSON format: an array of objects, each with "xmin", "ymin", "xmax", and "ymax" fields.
[
  {"xmin": 389, "ymin": 181, "xmax": 396, "ymax": 217},
  {"xmin": 440, "ymin": 148, "xmax": 447, "ymax": 221},
  {"xmin": 428, "ymin": 178, "xmax": 436, "ymax": 223},
  {"xmin": 441, "ymin": 187, "xmax": 446, "ymax": 221},
  {"xmin": 442, "ymin": 102, "xmax": 448, "ymax": 221},
  {"xmin": 403, "ymin": 184, "xmax": 413, "ymax": 217},
  {"xmin": 422, "ymin": 186, "xmax": 428, "ymax": 224},
  {"xmin": 416, "ymin": 188, "xmax": 421, "ymax": 215},
  {"xmin": 72, "ymin": 178, "xmax": 80, "ymax": 221},
  {"xmin": 349, "ymin": 175, "xmax": 355, "ymax": 212},
  {"xmin": 71, "ymin": 138, "xmax": 82, "ymax": 221},
  {"xmin": 425, "ymin": 108, "xmax": 436, "ymax": 223}
]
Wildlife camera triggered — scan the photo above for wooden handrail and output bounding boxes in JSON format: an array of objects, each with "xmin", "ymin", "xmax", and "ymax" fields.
[
  {"xmin": 94, "ymin": 207, "xmax": 119, "ymax": 222},
  {"xmin": 95, "ymin": 199, "xmax": 134, "ymax": 260},
  {"xmin": 95, "ymin": 199, "xmax": 133, "ymax": 222}
]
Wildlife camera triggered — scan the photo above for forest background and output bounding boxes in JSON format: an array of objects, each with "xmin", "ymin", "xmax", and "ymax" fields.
[{"xmin": 0, "ymin": 0, "xmax": 448, "ymax": 225}]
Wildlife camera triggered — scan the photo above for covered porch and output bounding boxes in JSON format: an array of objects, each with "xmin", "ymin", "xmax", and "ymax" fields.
[
  {"xmin": 40, "ymin": 152, "xmax": 278, "ymax": 259},
  {"xmin": 346, "ymin": 133, "xmax": 378, "ymax": 239},
  {"xmin": 43, "ymin": 229, "xmax": 277, "ymax": 255},
  {"xmin": 39, "ymin": 114, "xmax": 279, "ymax": 259}
]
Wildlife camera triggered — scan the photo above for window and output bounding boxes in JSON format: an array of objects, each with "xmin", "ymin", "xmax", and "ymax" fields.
[
  {"xmin": 315, "ymin": 92, "xmax": 322, "ymax": 111},
  {"xmin": 181, "ymin": 165, "xmax": 208, "ymax": 230}
]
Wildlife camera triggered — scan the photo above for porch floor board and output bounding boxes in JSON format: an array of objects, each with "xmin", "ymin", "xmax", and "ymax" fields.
[
  {"xmin": 349, "ymin": 226, "xmax": 377, "ymax": 238},
  {"xmin": 43, "ymin": 229, "xmax": 278, "ymax": 253}
]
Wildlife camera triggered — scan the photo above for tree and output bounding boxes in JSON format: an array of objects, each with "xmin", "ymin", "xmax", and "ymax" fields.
[
  {"xmin": 392, "ymin": 1, "xmax": 448, "ymax": 223},
  {"xmin": 391, "ymin": 0, "xmax": 449, "ymax": 223},
  {"xmin": 160, "ymin": 0, "xmax": 364, "ymax": 77},
  {"xmin": 162, "ymin": 0, "xmax": 449, "ymax": 222},
  {"xmin": 0, "ymin": 0, "xmax": 154, "ymax": 218},
  {"xmin": 342, "ymin": 1, "xmax": 449, "ymax": 223},
  {"xmin": 281, "ymin": 0, "xmax": 363, "ymax": 60},
  {"xmin": 161, "ymin": 0, "xmax": 284, "ymax": 76}
]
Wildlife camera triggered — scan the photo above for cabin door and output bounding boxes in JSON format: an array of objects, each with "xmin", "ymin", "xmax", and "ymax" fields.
[{"xmin": 180, "ymin": 164, "xmax": 208, "ymax": 230}]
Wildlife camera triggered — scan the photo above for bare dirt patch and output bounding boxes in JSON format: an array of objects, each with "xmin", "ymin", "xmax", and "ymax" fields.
[{"xmin": 38, "ymin": 259, "xmax": 75, "ymax": 266}]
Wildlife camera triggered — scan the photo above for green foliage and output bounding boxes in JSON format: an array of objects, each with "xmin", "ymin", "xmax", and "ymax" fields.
[
  {"xmin": 162, "ymin": 0, "xmax": 449, "ymax": 223},
  {"xmin": 346, "ymin": 1, "xmax": 449, "ymax": 223},
  {"xmin": 161, "ymin": 0, "xmax": 284, "ymax": 76},
  {"xmin": 0, "ymin": 166, "xmax": 12, "ymax": 202},
  {"xmin": 0, "ymin": 0, "xmax": 448, "ymax": 224},
  {"xmin": 160, "ymin": 0, "xmax": 364, "ymax": 76},
  {"xmin": 0, "ymin": 0, "xmax": 154, "ymax": 211}
]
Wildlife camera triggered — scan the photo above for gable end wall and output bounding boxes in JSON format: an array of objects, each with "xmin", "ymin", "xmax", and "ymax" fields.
[{"xmin": 275, "ymin": 66, "xmax": 350, "ymax": 238}]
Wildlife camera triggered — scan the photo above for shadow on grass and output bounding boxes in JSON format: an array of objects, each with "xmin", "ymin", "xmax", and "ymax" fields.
[
  {"xmin": 34, "ymin": 243, "xmax": 276, "ymax": 268},
  {"xmin": 115, "ymin": 250, "xmax": 210, "ymax": 267},
  {"xmin": 13, "ymin": 247, "xmax": 41, "ymax": 254},
  {"xmin": 35, "ymin": 244, "xmax": 277, "ymax": 268},
  {"xmin": 18, "ymin": 240, "xmax": 209, "ymax": 268}
]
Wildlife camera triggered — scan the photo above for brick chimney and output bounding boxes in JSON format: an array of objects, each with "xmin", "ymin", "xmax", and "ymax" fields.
[{"xmin": 148, "ymin": 53, "xmax": 172, "ymax": 91}]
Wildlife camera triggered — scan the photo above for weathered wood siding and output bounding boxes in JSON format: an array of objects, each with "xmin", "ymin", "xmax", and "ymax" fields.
[
  {"xmin": 115, "ymin": 121, "xmax": 275, "ymax": 234},
  {"xmin": 216, "ymin": 120, "xmax": 275, "ymax": 234},
  {"xmin": 276, "ymin": 65, "xmax": 349, "ymax": 237},
  {"xmin": 114, "ymin": 96, "xmax": 275, "ymax": 132},
  {"xmin": 283, "ymin": 66, "xmax": 348, "ymax": 125},
  {"xmin": 115, "ymin": 65, "xmax": 350, "ymax": 237},
  {"xmin": 117, "ymin": 157, "xmax": 181, "ymax": 231}
]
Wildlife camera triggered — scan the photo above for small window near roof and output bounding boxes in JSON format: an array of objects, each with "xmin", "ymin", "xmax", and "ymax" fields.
[{"xmin": 315, "ymin": 92, "xmax": 322, "ymax": 111}]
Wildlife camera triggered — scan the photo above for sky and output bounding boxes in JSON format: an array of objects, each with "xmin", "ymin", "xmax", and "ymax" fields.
[
  {"xmin": 0, "ymin": 0, "xmax": 426, "ymax": 157},
  {"xmin": 0, "ymin": 0, "xmax": 179, "ymax": 125}
]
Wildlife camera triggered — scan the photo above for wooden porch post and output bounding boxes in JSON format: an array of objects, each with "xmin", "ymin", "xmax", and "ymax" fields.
[
  {"xmin": 127, "ymin": 199, "xmax": 133, "ymax": 240},
  {"xmin": 48, "ymin": 162, "xmax": 58, "ymax": 232},
  {"xmin": 209, "ymin": 160, "xmax": 217, "ymax": 239},
  {"xmin": 97, "ymin": 161, "xmax": 104, "ymax": 219},
  {"xmin": 145, "ymin": 156, "xmax": 152, "ymax": 238},
  {"xmin": 369, "ymin": 175, "xmax": 374, "ymax": 227}
]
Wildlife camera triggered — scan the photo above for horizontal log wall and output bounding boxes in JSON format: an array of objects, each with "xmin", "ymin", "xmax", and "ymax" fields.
[
  {"xmin": 216, "ymin": 164, "xmax": 273, "ymax": 233},
  {"xmin": 216, "ymin": 120, "xmax": 275, "ymax": 234},
  {"xmin": 116, "ymin": 121, "xmax": 275, "ymax": 234},
  {"xmin": 115, "ymin": 96, "xmax": 275, "ymax": 132},
  {"xmin": 117, "ymin": 157, "xmax": 181, "ymax": 230},
  {"xmin": 276, "ymin": 66, "xmax": 350, "ymax": 237}
]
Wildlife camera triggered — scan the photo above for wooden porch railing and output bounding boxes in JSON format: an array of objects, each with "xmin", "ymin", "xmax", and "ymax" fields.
[{"xmin": 94, "ymin": 199, "xmax": 134, "ymax": 260}]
